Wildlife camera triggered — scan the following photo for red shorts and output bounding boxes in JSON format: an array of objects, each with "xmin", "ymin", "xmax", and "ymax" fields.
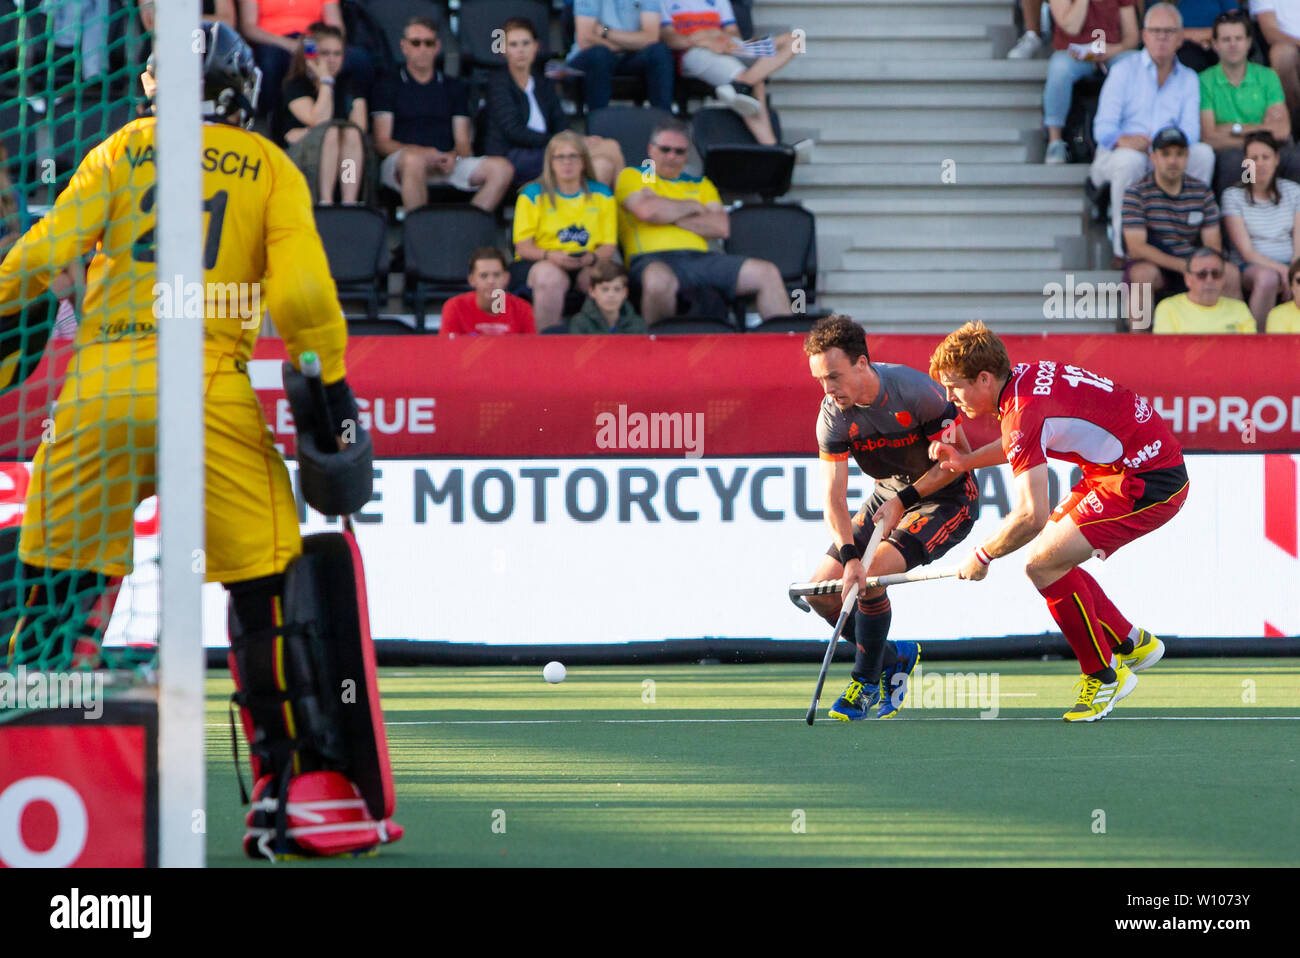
[{"xmin": 1050, "ymin": 464, "xmax": 1189, "ymax": 558}]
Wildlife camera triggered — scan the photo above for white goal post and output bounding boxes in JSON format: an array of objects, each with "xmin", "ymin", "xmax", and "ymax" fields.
[{"xmin": 155, "ymin": 3, "xmax": 205, "ymax": 869}]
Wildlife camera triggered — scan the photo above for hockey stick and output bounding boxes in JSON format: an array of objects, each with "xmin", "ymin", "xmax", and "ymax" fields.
[
  {"xmin": 789, "ymin": 566, "xmax": 960, "ymax": 612},
  {"xmin": 805, "ymin": 519, "xmax": 884, "ymax": 725}
]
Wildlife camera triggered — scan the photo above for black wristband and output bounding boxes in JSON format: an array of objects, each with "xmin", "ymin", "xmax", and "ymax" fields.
[
  {"xmin": 838, "ymin": 544, "xmax": 860, "ymax": 566},
  {"xmin": 896, "ymin": 484, "xmax": 921, "ymax": 510}
]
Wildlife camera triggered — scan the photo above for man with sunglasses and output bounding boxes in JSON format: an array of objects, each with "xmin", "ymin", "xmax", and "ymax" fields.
[
  {"xmin": 1153, "ymin": 246, "xmax": 1257, "ymax": 331},
  {"xmin": 1121, "ymin": 125, "xmax": 1242, "ymax": 329},
  {"xmin": 1091, "ymin": 3, "xmax": 1215, "ymax": 260},
  {"xmin": 1255, "ymin": 0, "xmax": 1300, "ymax": 120},
  {"xmin": 615, "ymin": 119, "xmax": 790, "ymax": 325},
  {"xmin": 1200, "ymin": 10, "xmax": 1300, "ymax": 195},
  {"xmin": 372, "ymin": 17, "xmax": 514, "ymax": 213}
]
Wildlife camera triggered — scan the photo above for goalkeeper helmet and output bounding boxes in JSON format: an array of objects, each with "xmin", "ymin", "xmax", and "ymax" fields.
[{"xmin": 145, "ymin": 21, "xmax": 262, "ymax": 129}]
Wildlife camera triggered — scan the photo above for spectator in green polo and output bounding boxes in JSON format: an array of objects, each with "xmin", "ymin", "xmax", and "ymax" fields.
[{"xmin": 1198, "ymin": 10, "xmax": 1300, "ymax": 194}]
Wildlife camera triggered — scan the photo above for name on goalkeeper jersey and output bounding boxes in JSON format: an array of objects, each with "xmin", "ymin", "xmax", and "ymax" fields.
[{"xmin": 125, "ymin": 145, "xmax": 263, "ymax": 180}]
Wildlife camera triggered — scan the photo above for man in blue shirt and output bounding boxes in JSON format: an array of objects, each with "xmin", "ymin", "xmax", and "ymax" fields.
[
  {"xmin": 568, "ymin": 0, "xmax": 675, "ymax": 111},
  {"xmin": 1089, "ymin": 3, "xmax": 1215, "ymax": 259}
]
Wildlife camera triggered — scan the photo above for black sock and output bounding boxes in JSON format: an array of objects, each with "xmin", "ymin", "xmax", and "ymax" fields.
[
  {"xmin": 1089, "ymin": 666, "xmax": 1117, "ymax": 684},
  {"xmin": 851, "ymin": 593, "xmax": 892, "ymax": 685},
  {"xmin": 1114, "ymin": 636, "xmax": 1135, "ymax": 655},
  {"xmin": 880, "ymin": 642, "xmax": 898, "ymax": 671}
]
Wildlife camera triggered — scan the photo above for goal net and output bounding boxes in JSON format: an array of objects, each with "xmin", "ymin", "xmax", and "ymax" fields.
[{"xmin": 0, "ymin": 1, "xmax": 205, "ymax": 867}]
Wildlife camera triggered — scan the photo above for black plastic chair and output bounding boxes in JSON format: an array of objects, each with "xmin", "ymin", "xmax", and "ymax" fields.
[
  {"xmin": 649, "ymin": 317, "xmax": 738, "ymax": 334},
  {"xmin": 401, "ymin": 204, "xmax": 499, "ymax": 324},
  {"xmin": 347, "ymin": 317, "xmax": 421, "ymax": 335},
  {"xmin": 725, "ymin": 202, "xmax": 822, "ymax": 314},
  {"xmin": 363, "ymin": 0, "xmax": 452, "ymax": 74},
  {"xmin": 314, "ymin": 205, "xmax": 391, "ymax": 321},
  {"xmin": 748, "ymin": 315, "xmax": 817, "ymax": 334},
  {"xmin": 693, "ymin": 108, "xmax": 793, "ymax": 200},
  {"xmin": 458, "ymin": 0, "xmax": 551, "ymax": 73},
  {"xmin": 587, "ymin": 105, "xmax": 675, "ymax": 171}
]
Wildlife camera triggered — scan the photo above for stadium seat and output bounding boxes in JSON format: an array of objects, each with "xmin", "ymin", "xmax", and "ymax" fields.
[
  {"xmin": 346, "ymin": 317, "xmax": 421, "ymax": 335},
  {"xmin": 541, "ymin": 323, "xmax": 569, "ymax": 334},
  {"xmin": 587, "ymin": 105, "xmax": 674, "ymax": 169},
  {"xmin": 314, "ymin": 205, "xmax": 391, "ymax": 321},
  {"xmin": 401, "ymin": 204, "xmax": 498, "ymax": 324},
  {"xmin": 458, "ymin": 0, "xmax": 552, "ymax": 76},
  {"xmin": 725, "ymin": 202, "xmax": 824, "ymax": 316},
  {"xmin": 648, "ymin": 317, "xmax": 738, "ymax": 334},
  {"xmin": 692, "ymin": 108, "xmax": 793, "ymax": 200},
  {"xmin": 362, "ymin": 0, "xmax": 452, "ymax": 75},
  {"xmin": 748, "ymin": 315, "xmax": 817, "ymax": 334}
]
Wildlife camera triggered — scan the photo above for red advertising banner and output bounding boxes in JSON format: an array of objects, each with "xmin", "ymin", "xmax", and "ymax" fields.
[
  {"xmin": 0, "ymin": 722, "xmax": 152, "ymax": 867},
  {"xmin": 249, "ymin": 333, "xmax": 1300, "ymax": 456},
  {"xmin": 4, "ymin": 334, "xmax": 1299, "ymax": 457}
]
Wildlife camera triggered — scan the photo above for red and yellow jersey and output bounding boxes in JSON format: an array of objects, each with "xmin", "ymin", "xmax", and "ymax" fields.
[
  {"xmin": 0, "ymin": 116, "xmax": 347, "ymax": 396},
  {"xmin": 998, "ymin": 360, "xmax": 1183, "ymax": 478}
]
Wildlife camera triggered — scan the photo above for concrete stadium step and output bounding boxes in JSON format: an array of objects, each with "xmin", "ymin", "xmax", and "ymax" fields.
[
  {"xmin": 781, "ymin": 58, "xmax": 1048, "ymax": 84},
  {"xmin": 820, "ymin": 269, "xmax": 1118, "ymax": 295},
  {"xmin": 773, "ymin": 86, "xmax": 1042, "ymax": 109},
  {"xmin": 811, "ymin": 217, "xmax": 1082, "ymax": 246},
  {"xmin": 788, "ymin": 106, "xmax": 1044, "ymax": 134},
  {"xmin": 793, "ymin": 164, "xmax": 1088, "ymax": 194},
  {"xmin": 760, "ymin": 0, "xmax": 1014, "ymax": 31},
  {"xmin": 815, "ymin": 140, "xmax": 1030, "ymax": 163},
  {"xmin": 839, "ymin": 247, "xmax": 1065, "ymax": 271},
  {"xmin": 800, "ymin": 195, "xmax": 1084, "ymax": 216},
  {"xmin": 814, "ymin": 300, "xmax": 1117, "ymax": 334},
  {"xmin": 757, "ymin": 24, "xmax": 996, "ymax": 59}
]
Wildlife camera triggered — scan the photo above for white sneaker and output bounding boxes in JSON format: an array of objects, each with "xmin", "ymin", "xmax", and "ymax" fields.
[
  {"xmin": 715, "ymin": 83, "xmax": 762, "ymax": 117},
  {"xmin": 1044, "ymin": 140, "xmax": 1068, "ymax": 164},
  {"xmin": 791, "ymin": 138, "xmax": 814, "ymax": 164},
  {"xmin": 1007, "ymin": 31, "xmax": 1042, "ymax": 59}
]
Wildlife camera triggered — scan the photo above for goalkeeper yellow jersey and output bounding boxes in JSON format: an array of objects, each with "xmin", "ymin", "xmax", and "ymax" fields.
[{"xmin": 0, "ymin": 116, "xmax": 347, "ymax": 395}]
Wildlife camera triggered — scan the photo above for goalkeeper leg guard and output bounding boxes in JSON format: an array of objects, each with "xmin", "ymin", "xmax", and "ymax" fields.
[{"xmin": 226, "ymin": 531, "xmax": 401, "ymax": 861}]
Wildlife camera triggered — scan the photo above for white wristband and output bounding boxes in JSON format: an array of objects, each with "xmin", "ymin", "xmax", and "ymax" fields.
[{"xmin": 975, "ymin": 546, "xmax": 992, "ymax": 566}]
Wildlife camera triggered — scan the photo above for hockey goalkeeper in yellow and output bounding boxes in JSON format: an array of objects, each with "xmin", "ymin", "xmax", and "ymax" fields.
[{"xmin": 0, "ymin": 22, "xmax": 402, "ymax": 860}]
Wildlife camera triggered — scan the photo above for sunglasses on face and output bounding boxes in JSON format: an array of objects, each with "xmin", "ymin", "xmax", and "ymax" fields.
[
  {"xmin": 1145, "ymin": 27, "xmax": 1178, "ymax": 37},
  {"xmin": 652, "ymin": 144, "xmax": 688, "ymax": 155},
  {"xmin": 404, "ymin": 37, "xmax": 436, "ymax": 47},
  {"xmin": 1190, "ymin": 268, "xmax": 1224, "ymax": 280}
]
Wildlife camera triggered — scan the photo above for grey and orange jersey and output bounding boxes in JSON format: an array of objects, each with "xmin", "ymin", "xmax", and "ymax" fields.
[{"xmin": 816, "ymin": 362, "xmax": 960, "ymax": 489}]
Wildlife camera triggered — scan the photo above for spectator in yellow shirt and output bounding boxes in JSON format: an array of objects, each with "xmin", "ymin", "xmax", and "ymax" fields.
[
  {"xmin": 1153, "ymin": 247, "xmax": 1257, "ymax": 333},
  {"xmin": 614, "ymin": 117, "xmax": 789, "ymax": 325},
  {"xmin": 511, "ymin": 132, "xmax": 617, "ymax": 332},
  {"xmin": 1266, "ymin": 257, "xmax": 1300, "ymax": 330}
]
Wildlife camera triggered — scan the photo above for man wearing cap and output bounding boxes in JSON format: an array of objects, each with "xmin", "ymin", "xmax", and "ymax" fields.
[
  {"xmin": 1090, "ymin": 2, "xmax": 1215, "ymax": 260},
  {"xmin": 1121, "ymin": 125, "xmax": 1242, "ymax": 331}
]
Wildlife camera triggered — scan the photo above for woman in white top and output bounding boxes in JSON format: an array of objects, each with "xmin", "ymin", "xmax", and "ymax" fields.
[{"xmin": 1222, "ymin": 131, "xmax": 1300, "ymax": 326}]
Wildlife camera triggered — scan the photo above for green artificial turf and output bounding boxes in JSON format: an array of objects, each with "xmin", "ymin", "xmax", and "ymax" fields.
[{"xmin": 203, "ymin": 659, "xmax": 1300, "ymax": 867}]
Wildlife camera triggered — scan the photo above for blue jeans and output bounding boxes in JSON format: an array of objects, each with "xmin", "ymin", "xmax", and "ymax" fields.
[
  {"xmin": 1043, "ymin": 49, "xmax": 1137, "ymax": 129},
  {"xmin": 568, "ymin": 43, "xmax": 675, "ymax": 111},
  {"xmin": 1042, "ymin": 50, "xmax": 1100, "ymax": 129}
]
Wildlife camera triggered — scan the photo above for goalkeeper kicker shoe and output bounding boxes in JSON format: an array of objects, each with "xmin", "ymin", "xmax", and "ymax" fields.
[
  {"xmin": 828, "ymin": 678, "xmax": 879, "ymax": 721},
  {"xmin": 878, "ymin": 641, "xmax": 920, "ymax": 719},
  {"xmin": 1116, "ymin": 629, "xmax": 1165, "ymax": 673},
  {"xmin": 1063, "ymin": 664, "xmax": 1137, "ymax": 722}
]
